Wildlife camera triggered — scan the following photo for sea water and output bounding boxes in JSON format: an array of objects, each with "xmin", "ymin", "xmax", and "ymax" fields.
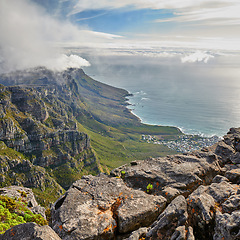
[{"xmin": 81, "ymin": 52, "xmax": 240, "ymax": 137}]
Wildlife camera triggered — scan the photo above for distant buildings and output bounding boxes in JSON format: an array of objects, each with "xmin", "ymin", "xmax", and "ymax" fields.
[{"xmin": 141, "ymin": 134, "xmax": 220, "ymax": 153}]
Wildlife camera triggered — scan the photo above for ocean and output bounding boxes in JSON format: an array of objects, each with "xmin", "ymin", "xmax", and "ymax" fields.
[{"xmin": 80, "ymin": 50, "xmax": 240, "ymax": 137}]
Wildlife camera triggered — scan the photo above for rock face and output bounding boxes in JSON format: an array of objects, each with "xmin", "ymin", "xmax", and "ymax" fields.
[
  {"xmin": 0, "ymin": 222, "xmax": 61, "ymax": 240},
  {"xmin": 51, "ymin": 174, "xmax": 166, "ymax": 240},
  {"xmin": 0, "ymin": 142, "xmax": 64, "ymax": 206},
  {"xmin": 0, "ymin": 69, "xmax": 101, "ymax": 197},
  {"xmin": 214, "ymin": 210, "xmax": 240, "ymax": 240},
  {"xmin": 10, "ymin": 86, "xmax": 49, "ymax": 122},
  {"xmin": 0, "ymin": 85, "xmax": 93, "ymax": 170},
  {"xmin": 146, "ymin": 195, "xmax": 188, "ymax": 239}
]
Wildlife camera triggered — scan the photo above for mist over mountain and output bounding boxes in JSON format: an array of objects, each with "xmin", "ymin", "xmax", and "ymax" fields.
[{"xmin": 0, "ymin": 0, "xmax": 92, "ymax": 74}]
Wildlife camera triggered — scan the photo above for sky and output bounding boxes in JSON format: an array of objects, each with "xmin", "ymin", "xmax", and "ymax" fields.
[
  {"xmin": 32, "ymin": 0, "xmax": 240, "ymax": 49},
  {"xmin": 0, "ymin": 0, "xmax": 240, "ymax": 72}
]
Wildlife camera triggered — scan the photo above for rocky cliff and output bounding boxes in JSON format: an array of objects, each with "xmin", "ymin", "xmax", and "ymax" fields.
[
  {"xmin": 2, "ymin": 67, "xmax": 238, "ymax": 239},
  {"xmin": 1, "ymin": 127, "xmax": 240, "ymax": 240},
  {"xmin": 50, "ymin": 127, "xmax": 240, "ymax": 240},
  {"xmin": 0, "ymin": 68, "xmax": 101, "ymax": 203}
]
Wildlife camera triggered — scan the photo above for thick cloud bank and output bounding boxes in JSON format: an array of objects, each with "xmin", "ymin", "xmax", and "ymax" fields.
[{"xmin": 0, "ymin": 0, "xmax": 90, "ymax": 73}]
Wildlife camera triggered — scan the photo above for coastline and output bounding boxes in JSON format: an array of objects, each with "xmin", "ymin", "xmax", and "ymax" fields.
[
  {"xmin": 125, "ymin": 94, "xmax": 185, "ymax": 135},
  {"xmin": 126, "ymin": 92, "xmax": 224, "ymax": 138},
  {"xmin": 84, "ymin": 68, "xmax": 224, "ymax": 138}
]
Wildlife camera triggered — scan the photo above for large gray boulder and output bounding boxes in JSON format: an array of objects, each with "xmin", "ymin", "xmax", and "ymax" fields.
[
  {"xmin": 186, "ymin": 180, "xmax": 238, "ymax": 239},
  {"xmin": 51, "ymin": 174, "xmax": 166, "ymax": 240},
  {"xmin": 225, "ymin": 169, "xmax": 240, "ymax": 184},
  {"xmin": 222, "ymin": 195, "xmax": 240, "ymax": 213},
  {"xmin": 0, "ymin": 222, "xmax": 61, "ymax": 240}
]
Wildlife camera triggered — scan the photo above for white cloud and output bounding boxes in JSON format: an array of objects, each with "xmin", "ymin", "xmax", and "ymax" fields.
[
  {"xmin": 82, "ymin": 30, "xmax": 122, "ymax": 40},
  {"xmin": 68, "ymin": 0, "xmax": 240, "ymax": 29},
  {"xmin": 156, "ymin": 3, "xmax": 240, "ymax": 25},
  {"xmin": 0, "ymin": 0, "xmax": 122, "ymax": 73},
  {"xmin": 45, "ymin": 54, "xmax": 90, "ymax": 71},
  {"xmin": 181, "ymin": 51, "xmax": 214, "ymax": 63},
  {"xmin": 69, "ymin": 0, "xmax": 239, "ymax": 13}
]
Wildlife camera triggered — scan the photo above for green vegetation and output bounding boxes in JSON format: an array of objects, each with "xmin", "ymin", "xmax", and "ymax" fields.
[
  {"xmin": 76, "ymin": 120, "xmax": 178, "ymax": 171},
  {"xmin": 0, "ymin": 195, "xmax": 47, "ymax": 234},
  {"xmin": 146, "ymin": 183, "xmax": 153, "ymax": 193},
  {"xmin": 0, "ymin": 143, "xmax": 26, "ymax": 160},
  {"xmin": 31, "ymin": 187, "xmax": 64, "ymax": 207}
]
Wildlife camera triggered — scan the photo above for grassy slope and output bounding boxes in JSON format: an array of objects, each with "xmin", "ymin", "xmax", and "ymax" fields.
[
  {"xmin": 92, "ymin": 136, "xmax": 176, "ymax": 170},
  {"xmin": 76, "ymin": 118, "xmax": 178, "ymax": 172},
  {"xmin": 61, "ymin": 68, "xmax": 182, "ymax": 171}
]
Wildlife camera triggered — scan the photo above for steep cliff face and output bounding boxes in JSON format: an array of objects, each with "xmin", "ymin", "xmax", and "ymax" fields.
[
  {"xmin": 0, "ymin": 69, "xmax": 101, "ymax": 197},
  {"xmin": 0, "ymin": 141, "xmax": 64, "ymax": 206}
]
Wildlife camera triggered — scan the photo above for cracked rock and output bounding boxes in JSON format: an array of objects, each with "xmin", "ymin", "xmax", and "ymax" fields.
[{"xmin": 51, "ymin": 174, "xmax": 166, "ymax": 240}]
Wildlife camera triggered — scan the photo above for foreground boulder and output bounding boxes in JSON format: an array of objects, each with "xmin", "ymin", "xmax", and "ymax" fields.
[
  {"xmin": 51, "ymin": 174, "xmax": 166, "ymax": 239},
  {"xmin": 0, "ymin": 223, "xmax": 61, "ymax": 240},
  {"xmin": 49, "ymin": 128, "xmax": 240, "ymax": 240},
  {"xmin": 214, "ymin": 210, "xmax": 240, "ymax": 240},
  {"xmin": 110, "ymin": 128, "xmax": 240, "ymax": 239}
]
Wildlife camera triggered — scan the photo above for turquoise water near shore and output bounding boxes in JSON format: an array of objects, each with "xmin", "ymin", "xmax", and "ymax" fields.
[{"xmin": 83, "ymin": 53, "xmax": 240, "ymax": 137}]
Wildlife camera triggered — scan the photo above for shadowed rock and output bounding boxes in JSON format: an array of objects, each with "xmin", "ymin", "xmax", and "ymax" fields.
[
  {"xmin": 146, "ymin": 195, "xmax": 188, "ymax": 240},
  {"xmin": 0, "ymin": 222, "xmax": 61, "ymax": 240},
  {"xmin": 214, "ymin": 210, "xmax": 240, "ymax": 240}
]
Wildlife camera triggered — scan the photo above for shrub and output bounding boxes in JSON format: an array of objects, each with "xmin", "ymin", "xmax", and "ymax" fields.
[
  {"xmin": 0, "ymin": 195, "xmax": 47, "ymax": 234},
  {"xmin": 0, "ymin": 196, "xmax": 17, "ymax": 212}
]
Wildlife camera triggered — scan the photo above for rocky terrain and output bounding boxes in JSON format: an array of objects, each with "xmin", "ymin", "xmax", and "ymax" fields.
[{"xmin": 1, "ymin": 127, "xmax": 239, "ymax": 239}]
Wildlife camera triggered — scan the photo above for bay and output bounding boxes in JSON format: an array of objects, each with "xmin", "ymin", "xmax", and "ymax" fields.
[{"xmin": 82, "ymin": 52, "xmax": 240, "ymax": 137}]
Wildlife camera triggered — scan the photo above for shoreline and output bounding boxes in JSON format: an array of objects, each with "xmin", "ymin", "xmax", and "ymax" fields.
[{"xmin": 126, "ymin": 94, "xmax": 224, "ymax": 138}]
